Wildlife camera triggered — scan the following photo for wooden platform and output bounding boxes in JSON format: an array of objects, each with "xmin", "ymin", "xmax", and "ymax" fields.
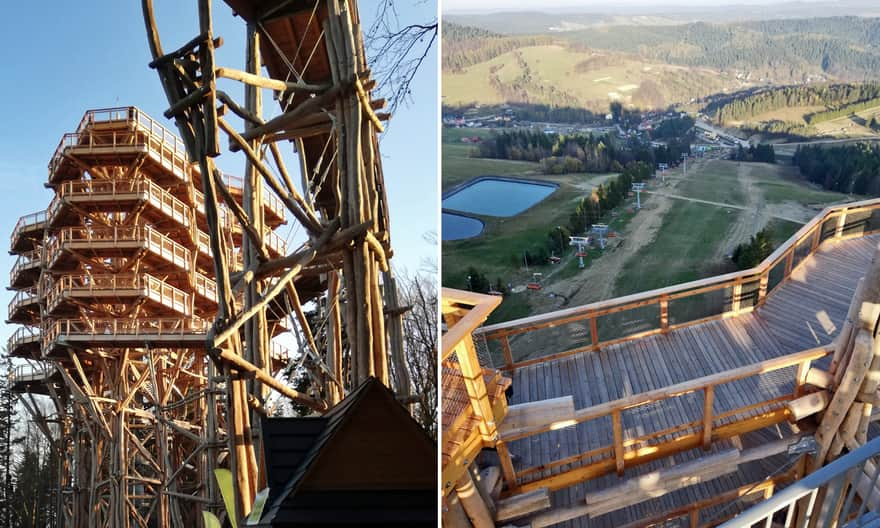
[{"xmin": 506, "ymin": 234, "xmax": 878, "ymax": 527}]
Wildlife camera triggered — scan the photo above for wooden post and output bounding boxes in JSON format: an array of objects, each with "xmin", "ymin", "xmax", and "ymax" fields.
[
  {"xmin": 689, "ymin": 508, "xmax": 699, "ymax": 528},
  {"xmin": 457, "ymin": 337, "xmax": 498, "ymax": 440},
  {"xmin": 811, "ymin": 224, "xmax": 822, "ymax": 251},
  {"xmin": 455, "ymin": 472, "xmax": 495, "ymax": 528},
  {"xmin": 496, "ymin": 441, "xmax": 518, "ymax": 493},
  {"xmin": 499, "ymin": 335, "xmax": 515, "ymax": 370},
  {"xmin": 795, "ymin": 359, "xmax": 811, "ymax": 398},
  {"xmin": 442, "ymin": 492, "xmax": 474, "ymax": 528},
  {"xmin": 784, "ymin": 249, "xmax": 794, "ymax": 279},
  {"xmin": 590, "ymin": 313, "xmax": 600, "ymax": 351},
  {"xmin": 612, "ymin": 409, "xmax": 625, "ymax": 475},
  {"xmin": 757, "ymin": 272, "xmax": 769, "ymax": 306},
  {"xmin": 660, "ymin": 295, "xmax": 669, "ymax": 333},
  {"xmin": 730, "ymin": 279, "xmax": 742, "ymax": 315},
  {"xmin": 836, "ymin": 210, "xmax": 847, "ymax": 238},
  {"xmin": 702, "ymin": 386, "xmax": 714, "ymax": 449}
]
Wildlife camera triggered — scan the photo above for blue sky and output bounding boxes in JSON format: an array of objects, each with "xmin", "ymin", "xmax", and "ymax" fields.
[{"xmin": 0, "ymin": 2, "xmax": 438, "ymax": 341}]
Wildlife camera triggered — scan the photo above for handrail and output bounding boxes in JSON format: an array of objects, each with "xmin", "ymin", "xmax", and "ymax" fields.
[
  {"xmin": 480, "ymin": 197, "xmax": 880, "ymax": 369},
  {"xmin": 44, "ymin": 317, "xmax": 209, "ymax": 345},
  {"xmin": 47, "ymin": 225, "xmax": 192, "ymax": 272},
  {"xmin": 8, "ymin": 288, "xmax": 38, "ymax": 315},
  {"xmin": 49, "ymin": 178, "xmax": 192, "ymax": 228},
  {"xmin": 48, "ymin": 107, "xmax": 191, "ymax": 182},
  {"xmin": 720, "ymin": 436, "xmax": 880, "ymax": 527},
  {"xmin": 509, "ymin": 345, "xmax": 832, "ymax": 493},
  {"xmin": 45, "ymin": 273, "xmax": 191, "ymax": 315},
  {"xmin": 10, "ymin": 210, "xmax": 47, "ymax": 246},
  {"xmin": 9, "ymin": 362, "xmax": 55, "ymax": 385},
  {"xmin": 10, "ymin": 250, "xmax": 40, "ymax": 284}
]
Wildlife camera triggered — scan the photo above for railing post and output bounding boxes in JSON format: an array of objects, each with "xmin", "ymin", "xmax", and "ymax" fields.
[
  {"xmin": 730, "ymin": 278, "xmax": 743, "ymax": 315},
  {"xmin": 496, "ymin": 441, "xmax": 519, "ymax": 494},
  {"xmin": 590, "ymin": 312, "xmax": 600, "ymax": 352},
  {"xmin": 457, "ymin": 336, "xmax": 498, "ymax": 442},
  {"xmin": 784, "ymin": 249, "xmax": 794, "ymax": 279},
  {"xmin": 702, "ymin": 385, "xmax": 715, "ymax": 449},
  {"xmin": 660, "ymin": 295, "xmax": 669, "ymax": 333},
  {"xmin": 499, "ymin": 335, "xmax": 514, "ymax": 371},
  {"xmin": 612, "ymin": 409, "xmax": 625, "ymax": 476},
  {"xmin": 795, "ymin": 360, "xmax": 811, "ymax": 398},
  {"xmin": 835, "ymin": 210, "xmax": 847, "ymax": 238},
  {"xmin": 757, "ymin": 272, "xmax": 769, "ymax": 307}
]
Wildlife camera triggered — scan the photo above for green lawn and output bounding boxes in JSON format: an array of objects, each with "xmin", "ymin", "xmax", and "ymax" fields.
[
  {"xmin": 755, "ymin": 181, "xmax": 849, "ymax": 205},
  {"xmin": 442, "ymin": 129, "xmax": 541, "ymax": 191},
  {"xmin": 613, "ymin": 202, "xmax": 739, "ymax": 296},
  {"xmin": 675, "ymin": 161, "xmax": 747, "ymax": 206}
]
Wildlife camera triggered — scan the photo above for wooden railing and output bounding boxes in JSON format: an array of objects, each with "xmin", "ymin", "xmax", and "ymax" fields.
[
  {"xmin": 7, "ymin": 326, "xmax": 40, "ymax": 350},
  {"xmin": 45, "ymin": 273, "xmax": 192, "ymax": 316},
  {"xmin": 49, "ymin": 178, "xmax": 192, "ymax": 229},
  {"xmin": 8, "ymin": 288, "xmax": 38, "ymax": 317},
  {"xmin": 10, "ymin": 210, "xmax": 46, "ymax": 247},
  {"xmin": 9, "ymin": 362, "xmax": 56, "ymax": 386},
  {"xmin": 49, "ymin": 106, "xmax": 191, "ymax": 183},
  {"xmin": 441, "ymin": 289, "xmax": 517, "ymax": 494},
  {"xmin": 506, "ymin": 345, "xmax": 832, "ymax": 495},
  {"xmin": 9, "ymin": 249, "xmax": 40, "ymax": 285},
  {"xmin": 480, "ymin": 197, "xmax": 880, "ymax": 370},
  {"xmin": 43, "ymin": 317, "xmax": 209, "ymax": 346},
  {"xmin": 47, "ymin": 226, "xmax": 192, "ymax": 272}
]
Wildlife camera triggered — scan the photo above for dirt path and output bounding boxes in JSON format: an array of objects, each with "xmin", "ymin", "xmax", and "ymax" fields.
[
  {"xmin": 530, "ymin": 189, "xmax": 676, "ymax": 311},
  {"xmin": 644, "ymin": 190, "xmax": 806, "ymax": 224}
]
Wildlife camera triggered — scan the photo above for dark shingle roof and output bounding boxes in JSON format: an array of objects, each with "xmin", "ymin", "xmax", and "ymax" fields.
[{"xmin": 256, "ymin": 377, "xmax": 436, "ymax": 527}]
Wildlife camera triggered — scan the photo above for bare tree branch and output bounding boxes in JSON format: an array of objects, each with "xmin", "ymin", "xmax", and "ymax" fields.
[{"xmin": 365, "ymin": 1, "xmax": 438, "ymax": 116}]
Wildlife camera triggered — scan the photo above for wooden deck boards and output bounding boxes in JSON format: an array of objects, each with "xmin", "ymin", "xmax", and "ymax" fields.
[{"xmin": 508, "ymin": 234, "xmax": 878, "ymax": 526}]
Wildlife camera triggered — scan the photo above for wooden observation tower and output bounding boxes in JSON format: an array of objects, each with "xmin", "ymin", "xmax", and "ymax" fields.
[{"xmin": 7, "ymin": 0, "xmax": 408, "ymax": 526}]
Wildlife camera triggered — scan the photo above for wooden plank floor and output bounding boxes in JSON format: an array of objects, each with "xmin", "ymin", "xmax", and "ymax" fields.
[{"xmin": 508, "ymin": 234, "xmax": 878, "ymax": 527}]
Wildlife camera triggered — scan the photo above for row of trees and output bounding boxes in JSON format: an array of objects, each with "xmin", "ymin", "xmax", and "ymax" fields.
[
  {"xmin": 714, "ymin": 83, "xmax": 880, "ymax": 124},
  {"xmin": 805, "ymin": 97, "xmax": 880, "ymax": 124},
  {"xmin": 793, "ymin": 142, "xmax": 880, "ymax": 195},
  {"xmin": 732, "ymin": 228, "xmax": 774, "ymax": 269},
  {"xmin": 0, "ymin": 358, "xmax": 58, "ymax": 528},
  {"xmin": 733, "ymin": 144, "xmax": 776, "ymax": 163},
  {"xmin": 476, "ymin": 129, "xmax": 686, "ymax": 176}
]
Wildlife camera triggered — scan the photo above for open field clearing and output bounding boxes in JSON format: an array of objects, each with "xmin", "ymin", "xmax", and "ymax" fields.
[{"xmin": 442, "ymin": 128, "xmax": 862, "ymax": 324}]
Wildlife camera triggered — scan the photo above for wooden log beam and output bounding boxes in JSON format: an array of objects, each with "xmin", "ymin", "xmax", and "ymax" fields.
[
  {"xmin": 456, "ymin": 472, "xmax": 494, "ymax": 528},
  {"xmin": 786, "ymin": 390, "xmax": 830, "ymax": 421},
  {"xmin": 215, "ymin": 66, "xmax": 329, "ymax": 93},
  {"xmin": 218, "ymin": 116, "xmax": 323, "ymax": 235},
  {"xmin": 514, "ymin": 407, "xmax": 791, "ymax": 495},
  {"xmin": 583, "ymin": 440, "xmax": 792, "ymax": 518},
  {"xmin": 495, "ymin": 488, "xmax": 551, "ymax": 523},
  {"xmin": 815, "ymin": 330, "xmax": 874, "ymax": 468},
  {"xmin": 217, "ymin": 348, "xmax": 325, "ymax": 411},
  {"xmin": 805, "ymin": 367, "xmax": 833, "ymax": 389},
  {"xmin": 500, "ymin": 396, "xmax": 575, "ymax": 437}
]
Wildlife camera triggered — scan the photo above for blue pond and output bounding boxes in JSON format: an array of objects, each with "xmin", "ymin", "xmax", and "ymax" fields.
[
  {"xmin": 442, "ymin": 177, "xmax": 557, "ymax": 217},
  {"xmin": 442, "ymin": 213, "xmax": 484, "ymax": 241}
]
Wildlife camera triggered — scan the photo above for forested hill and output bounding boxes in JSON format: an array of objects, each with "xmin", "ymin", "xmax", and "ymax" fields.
[
  {"xmin": 560, "ymin": 17, "xmax": 880, "ymax": 82},
  {"xmin": 711, "ymin": 83, "xmax": 880, "ymax": 123},
  {"xmin": 442, "ymin": 22, "xmax": 552, "ymax": 72}
]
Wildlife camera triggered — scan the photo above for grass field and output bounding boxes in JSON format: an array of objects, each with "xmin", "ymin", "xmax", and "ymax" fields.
[
  {"xmin": 674, "ymin": 161, "xmax": 747, "ymax": 206},
  {"xmin": 613, "ymin": 201, "xmax": 738, "ymax": 295},
  {"xmin": 442, "ymin": 44, "xmax": 741, "ymax": 111},
  {"xmin": 442, "ymin": 127, "xmax": 865, "ymax": 326},
  {"xmin": 442, "ymin": 128, "xmax": 541, "ymax": 191}
]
